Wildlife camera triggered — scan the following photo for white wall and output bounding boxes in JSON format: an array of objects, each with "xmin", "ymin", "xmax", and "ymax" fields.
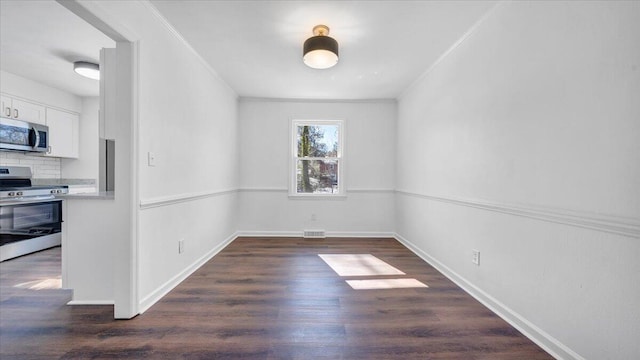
[
  {"xmin": 396, "ymin": 2, "xmax": 640, "ymax": 360},
  {"xmin": 61, "ymin": 97, "xmax": 99, "ymax": 180},
  {"xmin": 238, "ymin": 99, "xmax": 396, "ymax": 236},
  {"xmin": 62, "ymin": 42, "xmax": 133, "ymax": 312},
  {"xmin": 63, "ymin": 198, "xmax": 116, "ymax": 303}
]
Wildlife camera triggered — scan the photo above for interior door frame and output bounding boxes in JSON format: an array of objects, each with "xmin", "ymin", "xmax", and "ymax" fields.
[{"xmin": 57, "ymin": 0, "xmax": 140, "ymax": 319}]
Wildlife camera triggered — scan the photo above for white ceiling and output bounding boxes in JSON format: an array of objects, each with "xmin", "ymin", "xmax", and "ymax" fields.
[
  {"xmin": 0, "ymin": 1, "xmax": 498, "ymax": 100},
  {"xmin": 149, "ymin": 0, "xmax": 498, "ymax": 99},
  {"xmin": 0, "ymin": 0, "xmax": 115, "ymax": 97}
]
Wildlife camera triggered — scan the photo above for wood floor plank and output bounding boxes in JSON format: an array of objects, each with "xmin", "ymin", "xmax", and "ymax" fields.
[{"xmin": 0, "ymin": 238, "xmax": 554, "ymax": 359}]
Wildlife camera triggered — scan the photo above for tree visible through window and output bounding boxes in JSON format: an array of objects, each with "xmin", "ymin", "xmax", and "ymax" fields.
[{"xmin": 292, "ymin": 120, "xmax": 343, "ymax": 195}]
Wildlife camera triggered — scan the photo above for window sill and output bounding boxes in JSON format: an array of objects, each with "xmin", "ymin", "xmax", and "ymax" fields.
[{"xmin": 288, "ymin": 193, "xmax": 347, "ymax": 200}]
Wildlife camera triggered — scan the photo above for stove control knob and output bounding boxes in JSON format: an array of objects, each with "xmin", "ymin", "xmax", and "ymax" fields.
[
  {"xmin": 16, "ymin": 191, "xmax": 23, "ymax": 196},
  {"xmin": 51, "ymin": 190, "xmax": 56, "ymax": 194},
  {"xmin": 56, "ymin": 189, "xmax": 63, "ymax": 194},
  {"xmin": 8, "ymin": 192, "xmax": 15, "ymax": 196}
]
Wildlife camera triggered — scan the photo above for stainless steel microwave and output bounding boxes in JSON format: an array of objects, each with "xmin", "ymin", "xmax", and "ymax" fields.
[{"xmin": 0, "ymin": 117, "xmax": 49, "ymax": 153}]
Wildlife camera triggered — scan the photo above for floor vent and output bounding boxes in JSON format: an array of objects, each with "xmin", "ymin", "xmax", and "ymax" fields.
[{"xmin": 303, "ymin": 230, "xmax": 326, "ymax": 239}]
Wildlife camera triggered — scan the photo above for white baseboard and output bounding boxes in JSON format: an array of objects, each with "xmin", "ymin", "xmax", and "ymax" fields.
[
  {"xmin": 235, "ymin": 230, "xmax": 302, "ymax": 237},
  {"xmin": 394, "ymin": 233, "xmax": 584, "ymax": 360},
  {"xmin": 236, "ymin": 230, "xmax": 395, "ymax": 238},
  {"xmin": 138, "ymin": 231, "xmax": 237, "ymax": 314},
  {"xmin": 325, "ymin": 231, "xmax": 395, "ymax": 238},
  {"xmin": 67, "ymin": 300, "xmax": 114, "ymax": 306}
]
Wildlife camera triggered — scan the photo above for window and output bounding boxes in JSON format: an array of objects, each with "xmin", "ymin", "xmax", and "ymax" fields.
[{"xmin": 291, "ymin": 120, "xmax": 344, "ymax": 196}]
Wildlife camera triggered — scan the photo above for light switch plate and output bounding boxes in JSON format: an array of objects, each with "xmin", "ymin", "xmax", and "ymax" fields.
[{"xmin": 147, "ymin": 151, "xmax": 156, "ymax": 167}]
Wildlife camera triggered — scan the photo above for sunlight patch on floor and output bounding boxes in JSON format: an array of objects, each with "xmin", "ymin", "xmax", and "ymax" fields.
[
  {"xmin": 346, "ymin": 278, "xmax": 428, "ymax": 290},
  {"xmin": 318, "ymin": 254, "xmax": 405, "ymax": 276},
  {"xmin": 319, "ymin": 254, "xmax": 429, "ymax": 290},
  {"xmin": 14, "ymin": 278, "xmax": 62, "ymax": 290}
]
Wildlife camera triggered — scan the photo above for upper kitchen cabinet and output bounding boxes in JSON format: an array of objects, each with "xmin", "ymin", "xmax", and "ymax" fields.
[
  {"xmin": 1, "ymin": 94, "xmax": 46, "ymax": 125},
  {"xmin": 1, "ymin": 91, "xmax": 81, "ymax": 159},
  {"xmin": 99, "ymin": 48, "xmax": 116, "ymax": 140},
  {"xmin": 46, "ymin": 107, "xmax": 79, "ymax": 158}
]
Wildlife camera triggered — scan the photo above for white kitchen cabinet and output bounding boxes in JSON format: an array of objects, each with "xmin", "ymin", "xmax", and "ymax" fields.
[
  {"xmin": 2, "ymin": 92, "xmax": 80, "ymax": 158},
  {"xmin": 99, "ymin": 48, "xmax": 116, "ymax": 139},
  {"xmin": 0, "ymin": 95, "xmax": 10, "ymax": 117},
  {"xmin": 0, "ymin": 93, "xmax": 46, "ymax": 125},
  {"xmin": 46, "ymin": 108, "xmax": 79, "ymax": 158}
]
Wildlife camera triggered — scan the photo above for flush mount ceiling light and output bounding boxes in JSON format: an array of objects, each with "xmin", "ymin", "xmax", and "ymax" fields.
[
  {"xmin": 303, "ymin": 25, "xmax": 339, "ymax": 69},
  {"xmin": 73, "ymin": 61, "xmax": 100, "ymax": 80}
]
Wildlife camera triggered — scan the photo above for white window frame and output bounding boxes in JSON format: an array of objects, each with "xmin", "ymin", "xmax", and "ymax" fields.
[{"xmin": 289, "ymin": 119, "xmax": 345, "ymax": 198}]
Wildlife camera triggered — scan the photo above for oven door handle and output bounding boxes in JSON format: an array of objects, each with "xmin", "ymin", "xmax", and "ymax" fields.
[
  {"xmin": 0, "ymin": 195, "xmax": 56, "ymax": 205},
  {"xmin": 29, "ymin": 126, "xmax": 40, "ymax": 149}
]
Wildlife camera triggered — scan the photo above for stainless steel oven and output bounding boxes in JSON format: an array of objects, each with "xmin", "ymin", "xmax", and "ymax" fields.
[
  {"xmin": 0, "ymin": 166, "xmax": 67, "ymax": 261},
  {"xmin": 0, "ymin": 199, "xmax": 62, "ymax": 262}
]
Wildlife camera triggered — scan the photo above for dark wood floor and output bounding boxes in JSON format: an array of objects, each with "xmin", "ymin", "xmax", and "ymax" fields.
[{"xmin": 0, "ymin": 238, "xmax": 553, "ymax": 359}]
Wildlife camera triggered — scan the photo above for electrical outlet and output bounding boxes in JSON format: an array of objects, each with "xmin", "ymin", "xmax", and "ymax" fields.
[
  {"xmin": 311, "ymin": 213, "xmax": 317, "ymax": 221},
  {"xmin": 472, "ymin": 250, "xmax": 480, "ymax": 266},
  {"xmin": 178, "ymin": 239, "xmax": 184, "ymax": 254}
]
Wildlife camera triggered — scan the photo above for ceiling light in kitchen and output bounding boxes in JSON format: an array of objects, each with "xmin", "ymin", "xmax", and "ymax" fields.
[
  {"xmin": 73, "ymin": 61, "xmax": 100, "ymax": 80},
  {"xmin": 303, "ymin": 25, "xmax": 339, "ymax": 69}
]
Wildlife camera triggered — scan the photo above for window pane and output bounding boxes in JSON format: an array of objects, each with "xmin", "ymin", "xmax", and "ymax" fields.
[
  {"xmin": 297, "ymin": 159, "xmax": 339, "ymax": 194},
  {"xmin": 296, "ymin": 125, "xmax": 339, "ymax": 157}
]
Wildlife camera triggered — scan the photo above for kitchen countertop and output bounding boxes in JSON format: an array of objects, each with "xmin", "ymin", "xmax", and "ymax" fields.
[
  {"xmin": 32, "ymin": 178, "xmax": 108, "ymax": 198},
  {"xmin": 59, "ymin": 191, "xmax": 114, "ymax": 200},
  {"xmin": 32, "ymin": 178, "xmax": 96, "ymax": 186}
]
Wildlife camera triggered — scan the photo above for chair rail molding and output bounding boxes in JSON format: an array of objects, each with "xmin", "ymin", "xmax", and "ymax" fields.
[
  {"xmin": 395, "ymin": 190, "xmax": 639, "ymax": 239},
  {"xmin": 238, "ymin": 187, "xmax": 395, "ymax": 194},
  {"xmin": 139, "ymin": 188, "xmax": 238, "ymax": 210}
]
